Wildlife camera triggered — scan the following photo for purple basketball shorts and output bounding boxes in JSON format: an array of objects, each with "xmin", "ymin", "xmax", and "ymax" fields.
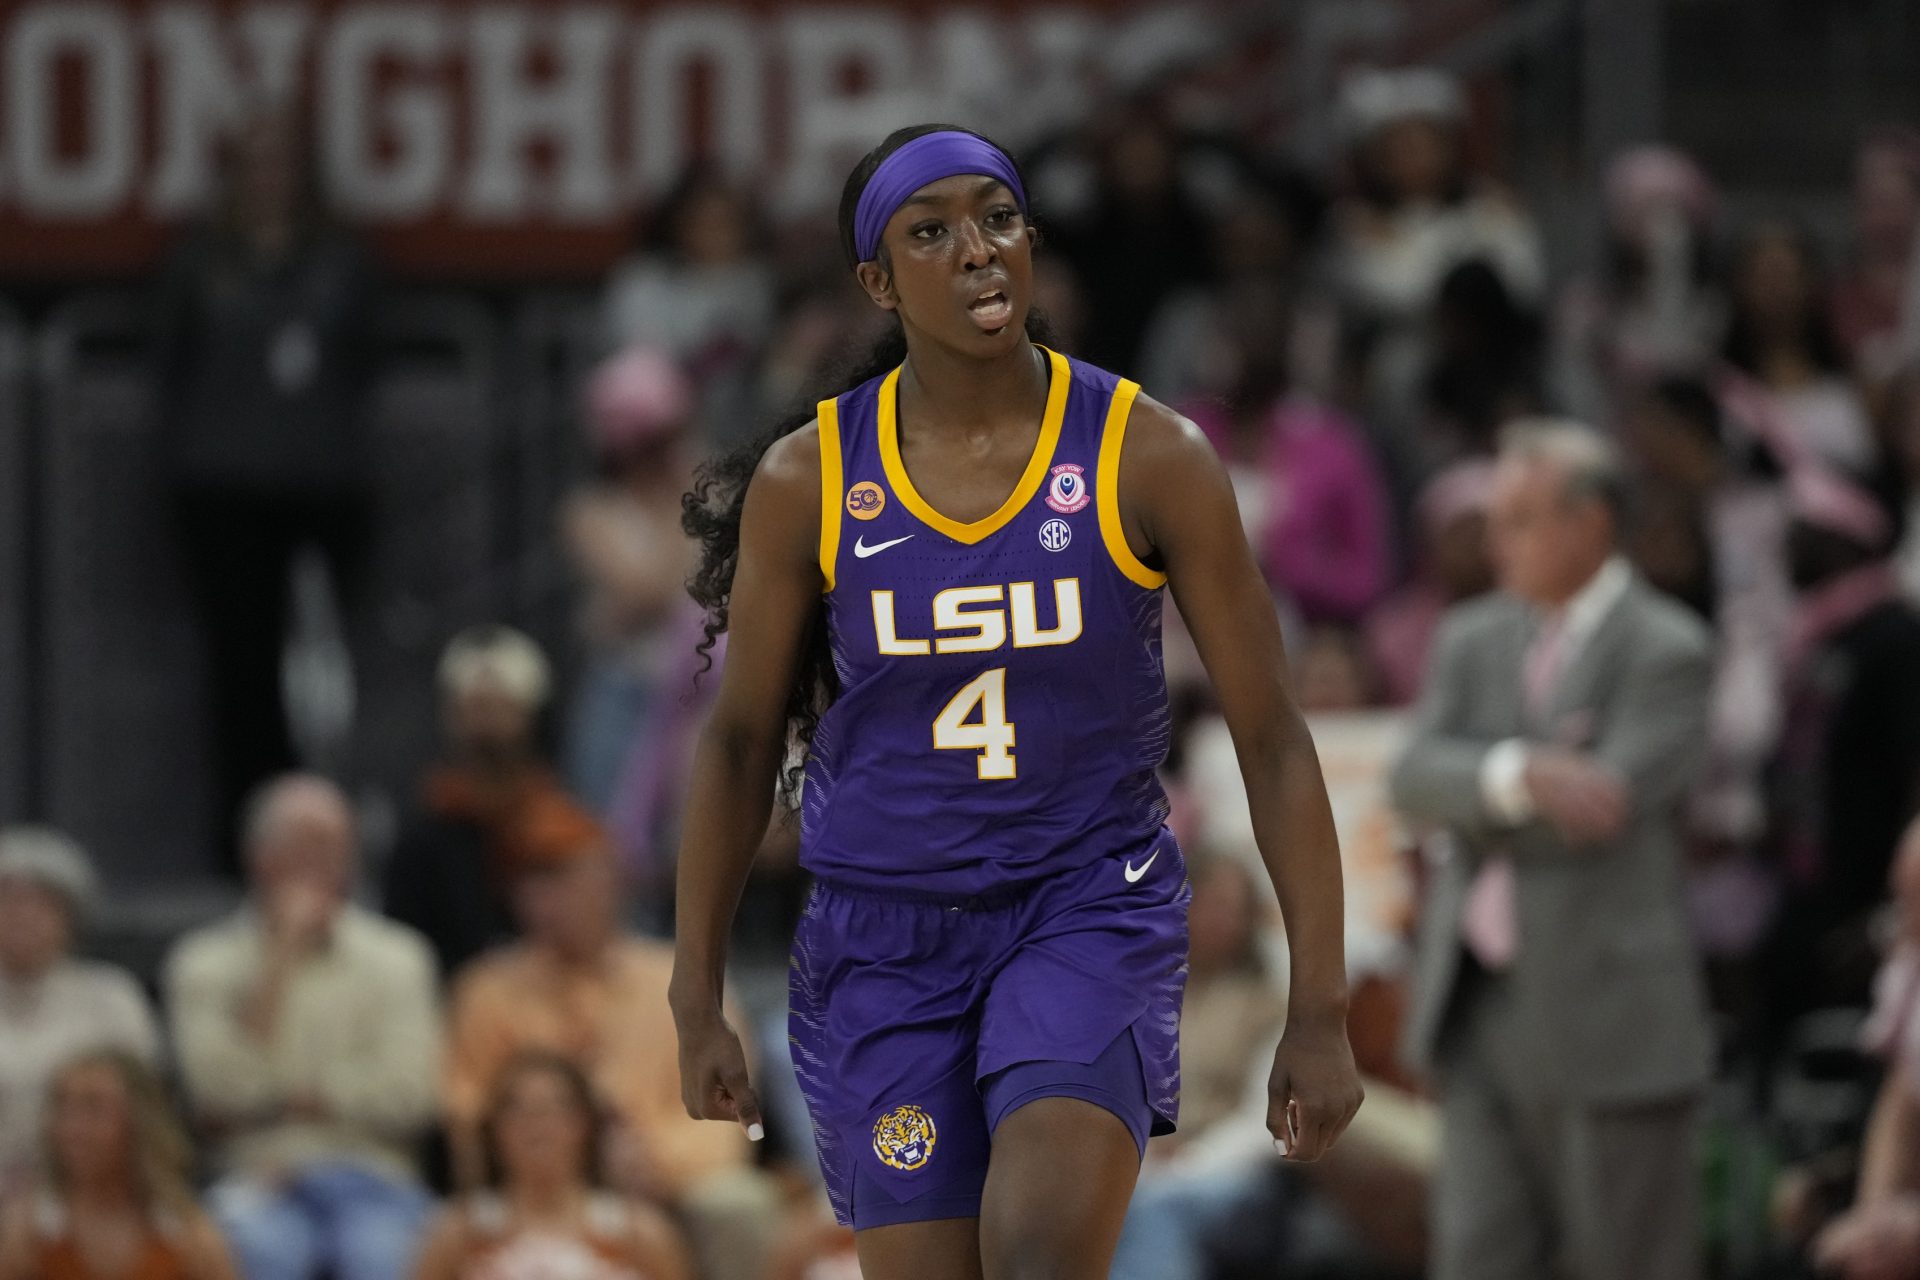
[{"xmin": 787, "ymin": 830, "xmax": 1190, "ymax": 1229}]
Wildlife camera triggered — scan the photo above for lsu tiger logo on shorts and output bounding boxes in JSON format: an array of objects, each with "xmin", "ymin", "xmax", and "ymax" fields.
[
  {"xmin": 847, "ymin": 481, "xmax": 887, "ymax": 520},
  {"xmin": 871, "ymin": 1104, "xmax": 937, "ymax": 1171},
  {"xmin": 1044, "ymin": 462, "xmax": 1090, "ymax": 514}
]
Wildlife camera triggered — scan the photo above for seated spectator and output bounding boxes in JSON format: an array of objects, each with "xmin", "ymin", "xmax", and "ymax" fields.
[
  {"xmin": 1111, "ymin": 853, "xmax": 1431, "ymax": 1279},
  {"xmin": 1810, "ymin": 819, "xmax": 1920, "ymax": 1279},
  {"xmin": 1725, "ymin": 222, "xmax": 1877, "ymax": 471},
  {"xmin": 1419, "ymin": 257, "xmax": 1547, "ymax": 464},
  {"xmin": 1625, "ymin": 378, "xmax": 1793, "ymax": 967},
  {"xmin": 563, "ymin": 348, "xmax": 700, "ymax": 817},
  {"xmin": 166, "ymin": 775, "xmax": 440, "ymax": 1280},
  {"xmin": 1764, "ymin": 468, "xmax": 1920, "ymax": 1030},
  {"xmin": 1364, "ymin": 460, "xmax": 1497, "ymax": 705},
  {"xmin": 1329, "ymin": 67, "xmax": 1545, "ymax": 447},
  {"xmin": 384, "ymin": 626, "xmax": 582, "ymax": 976},
  {"xmin": 443, "ymin": 820, "xmax": 776, "ymax": 1279},
  {"xmin": 1108, "ymin": 853, "xmax": 1287, "ymax": 1280},
  {"xmin": 601, "ymin": 163, "xmax": 775, "ymax": 448},
  {"xmin": 1550, "ymin": 144, "xmax": 1725, "ymax": 427},
  {"xmin": 1881, "ymin": 364, "xmax": 1920, "ymax": 601},
  {"xmin": 413, "ymin": 1052, "xmax": 689, "ymax": 1280},
  {"xmin": 1831, "ymin": 128, "xmax": 1920, "ymax": 388},
  {"xmin": 1184, "ymin": 350, "xmax": 1393, "ymax": 626},
  {"xmin": 0, "ymin": 827, "xmax": 161, "ymax": 1195},
  {"xmin": 0, "ymin": 1050, "xmax": 234, "ymax": 1280}
]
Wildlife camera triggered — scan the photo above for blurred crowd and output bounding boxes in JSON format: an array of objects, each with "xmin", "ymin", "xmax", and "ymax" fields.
[{"xmin": 9, "ymin": 58, "xmax": 1920, "ymax": 1280}]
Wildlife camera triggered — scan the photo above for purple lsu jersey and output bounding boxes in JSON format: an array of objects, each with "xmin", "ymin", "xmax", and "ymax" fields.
[{"xmin": 802, "ymin": 345, "xmax": 1172, "ymax": 896}]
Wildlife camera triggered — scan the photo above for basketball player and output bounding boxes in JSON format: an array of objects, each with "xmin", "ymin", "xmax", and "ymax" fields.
[{"xmin": 670, "ymin": 125, "xmax": 1362, "ymax": 1279}]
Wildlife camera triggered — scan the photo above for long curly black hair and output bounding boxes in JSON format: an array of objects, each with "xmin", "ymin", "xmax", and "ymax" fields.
[{"xmin": 682, "ymin": 122, "xmax": 1054, "ymax": 806}]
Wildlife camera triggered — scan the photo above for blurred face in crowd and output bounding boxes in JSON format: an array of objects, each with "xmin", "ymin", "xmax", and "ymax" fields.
[
  {"xmin": 1433, "ymin": 509, "xmax": 1496, "ymax": 601},
  {"xmin": 513, "ymin": 854, "xmax": 619, "ymax": 961},
  {"xmin": 1187, "ymin": 858, "xmax": 1258, "ymax": 976},
  {"xmin": 1734, "ymin": 226, "xmax": 1819, "ymax": 337},
  {"xmin": 1104, "ymin": 119, "xmax": 1178, "ymax": 203},
  {"xmin": 492, "ymin": 1062, "xmax": 595, "ymax": 1192},
  {"xmin": 1487, "ymin": 454, "xmax": 1615, "ymax": 607},
  {"xmin": 1295, "ymin": 628, "xmax": 1372, "ymax": 714},
  {"xmin": 674, "ymin": 183, "xmax": 751, "ymax": 267},
  {"xmin": 1627, "ymin": 489, "xmax": 1711, "ymax": 613},
  {"xmin": 1890, "ymin": 372, "xmax": 1920, "ymax": 483},
  {"xmin": 861, "ymin": 173, "xmax": 1036, "ymax": 361},
  {"xmin": 0, "ymin": 875, "xmax": 73, "ymax": 980},
  {"xmin": 1213, "ymin": 194, "xmax": 1299, "ymax": 278},
  {"xmin": 247, "ymin": 780, "xmax": 355, "ymax": 917},
  {"xmin": 1894, "ymin": 820, "xmax": 1920, "ymax": 944},
  {"xmin": 1368, "ymin": 117, "xmax": 1458, "ymax": 204},
  {"xmin": 48, "ymin": 1061, "xmax": 134, "ymax": 1189},
  {"xmin": 445, "ymin": 675, "xmax": 538, "ymax": 763},
  {"xmin": 1625, "ymin": 397, "xmax": 1720, "ymax": 492},
  {"xmin": 1855, "ymin": 142, "xmax": 1920, "ymax": 257}
]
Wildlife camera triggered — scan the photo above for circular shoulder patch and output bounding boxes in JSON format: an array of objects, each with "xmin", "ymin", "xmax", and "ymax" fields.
[
  {"xmin": 846, "ymin": 481, "xmax": 887, "ymax": 521},
  {"xmin": 1044, "ymin": 462, "xmax": 1091, "ymax": 514}
]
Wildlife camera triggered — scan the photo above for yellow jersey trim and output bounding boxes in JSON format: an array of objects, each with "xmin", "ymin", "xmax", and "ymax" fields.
[
  {"xmin": 877, "ymin": 345, "xmax": 1069, "ymax": 546},
  {"xmin": 817, "ymin": 396, "xmax": 843, "ymax": 592},
  {"xmin": 1096, "ymin": 379, "xmax": 1167, "ymax": 589}
]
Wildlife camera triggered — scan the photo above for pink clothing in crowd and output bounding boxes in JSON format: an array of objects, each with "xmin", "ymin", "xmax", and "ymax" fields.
[{"xmin": 1186, "ymin": 397, "xmax": 1392, "ymax": 624}]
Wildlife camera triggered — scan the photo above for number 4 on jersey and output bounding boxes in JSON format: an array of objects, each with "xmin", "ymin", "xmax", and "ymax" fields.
[{"xmin": 933, "ymin": 668, "xmax": 1016, "ymax": 779}]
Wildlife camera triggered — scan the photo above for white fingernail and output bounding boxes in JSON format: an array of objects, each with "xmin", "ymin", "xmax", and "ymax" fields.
[
  {"xmin": 747, "ymin": 1123, "xmax": 765, "ymax": 1142},
  {"xmin": 1275, "ymin": 1136, "xmax": 1289, "ymax": 1158}
]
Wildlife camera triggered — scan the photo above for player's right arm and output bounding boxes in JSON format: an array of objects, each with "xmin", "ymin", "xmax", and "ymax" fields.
[{"xmin": 669, "ymin": 422, "xmax": 824, "ymax": 1138}]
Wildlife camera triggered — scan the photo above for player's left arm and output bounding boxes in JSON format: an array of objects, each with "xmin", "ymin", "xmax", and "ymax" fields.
[{"xmin": 1119, "ymin": 393, "xmax": 1363, "ymax": 1163}]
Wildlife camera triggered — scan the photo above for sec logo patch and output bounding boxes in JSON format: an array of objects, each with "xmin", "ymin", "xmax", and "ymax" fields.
[
  {"xmin": 1044, "ymin": 463, "xmax": 1090, "ymax": 514},
  {"xmin": 846, "ymin": 482, "xmax": 886, "ymax": 521},
  {"xmin": 872, "ymin": 1104, "xmax": 937, "ymax": 1171},
  {"xmin": 1039, "ymin": 518, "xmax": 1072, "ymax": 552}
]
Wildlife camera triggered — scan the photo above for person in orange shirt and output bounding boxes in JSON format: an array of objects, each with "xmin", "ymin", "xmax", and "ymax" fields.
[
  {"xmin": 0, "ymin": 1050, "xmax": 234, "ymax": 1280},
  {"xmin": 442, "ymin": 809, "xmax": 777, "ymax": 1279}
]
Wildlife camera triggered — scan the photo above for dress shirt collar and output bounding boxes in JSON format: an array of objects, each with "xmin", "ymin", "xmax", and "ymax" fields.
[{"xmin": 1545, "ymin": 554, "xmax": 1632, "ymax": 648}]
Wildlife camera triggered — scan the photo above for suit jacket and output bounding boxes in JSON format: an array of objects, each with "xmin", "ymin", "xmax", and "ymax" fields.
[{"xmin": 1391, "ymin": 575, "xmax": 1715, "ymax": 1104}]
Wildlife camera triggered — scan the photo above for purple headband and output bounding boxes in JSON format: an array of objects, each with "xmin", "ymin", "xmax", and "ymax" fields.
[{"xmin": 852, "ymin": 131, "xmax": 1028, "ymax": 263}]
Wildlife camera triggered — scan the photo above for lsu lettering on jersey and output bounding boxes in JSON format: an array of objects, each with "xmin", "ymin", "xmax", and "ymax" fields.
[{"xmin": 802, "ymin": 346, "xmax": 1173, "ymax": 896}]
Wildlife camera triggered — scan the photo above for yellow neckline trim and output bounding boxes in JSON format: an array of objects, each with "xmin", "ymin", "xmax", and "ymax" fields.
[
  {"xmin": 877, "ymin": 345, "xmax": 1069, "ymax": 545},
  {"xmin": 816, "ymin": 397, "xmax": 843, "ymax": 592},
  {"xmin": 1096, "ymin": 379, "xmax": 1168, "ymax": 589}
]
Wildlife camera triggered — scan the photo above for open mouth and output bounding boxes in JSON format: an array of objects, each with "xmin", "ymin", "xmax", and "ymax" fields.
[{"xmin": 967, "ymin": 288, "xmax": 1013, "ymax": 332}]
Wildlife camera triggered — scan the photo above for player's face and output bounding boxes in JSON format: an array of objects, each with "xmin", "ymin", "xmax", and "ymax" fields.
[{"xmin": 859, "ymin": 173, "xmax": 1035, "ymax": 358}]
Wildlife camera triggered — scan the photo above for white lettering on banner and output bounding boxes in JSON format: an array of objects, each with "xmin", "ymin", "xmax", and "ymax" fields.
[
  {"xmin": 0, "ymin": 0, "xmax": 1278, "ymax": 242},
  {"xmin": 322, "ymin": 5, "xmax": 453, "ymax": 217},
  {"xmin": 633, "ymin": 9, "xmax": 764, "ymax": 197},
  {"xmin": 7, "ymin": 3, "xmax": 138, "ymax": 216},
  {"xmin": 149, "ymin": 3, "xmax": 314, "ymax": 215},
  {"xmin": 778, "ymin": 10, "xmax": 918, "ymax": 212},
  {"xmin": 461, "ymin": 6, "xmax": 620, "ymax": 220}
]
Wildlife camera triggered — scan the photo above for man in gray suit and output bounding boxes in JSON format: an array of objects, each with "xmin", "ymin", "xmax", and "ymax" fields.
[{"xmin": 1391, "ymin": 420, "xmax": 1713, "ymax": 1280}]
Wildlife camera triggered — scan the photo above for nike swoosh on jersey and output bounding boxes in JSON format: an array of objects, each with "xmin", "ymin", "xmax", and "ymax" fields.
[
  {"xmin": 853, "ymin": 534, "xmax": 915, "ymax": 558},
  {"xmin": 1124, "ymin": 850, "xmax": 1159, "ymax": 883}
]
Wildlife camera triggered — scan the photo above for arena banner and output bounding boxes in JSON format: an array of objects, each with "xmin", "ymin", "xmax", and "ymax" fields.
[{"xmin": 0, "ymin": 0, "xmax": 1500, "ymax": 279}]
